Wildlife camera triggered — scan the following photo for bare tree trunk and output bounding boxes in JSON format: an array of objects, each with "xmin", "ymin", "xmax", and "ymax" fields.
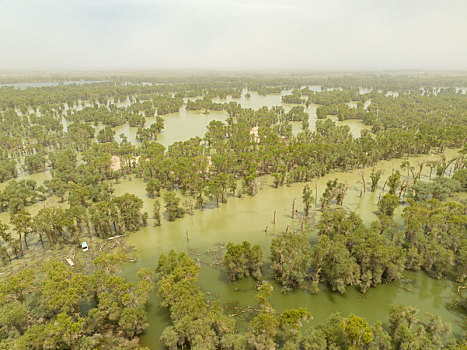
[
  {"xmin": 18, "ymin": 233, "xmax": 23, "ymax": 254},
  {"xmin": 361, "ymin": 171, "xmax": 366, "ymax": 193},
  {"xmin": 381, "ymin": 179, "xmax": 388, "ymax": 193},
  {"xmin": 314, "ymin": 183, "xmax": 318, "ymax": 222}
]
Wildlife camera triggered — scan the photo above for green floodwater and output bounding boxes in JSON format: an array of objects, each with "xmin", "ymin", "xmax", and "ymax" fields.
[
  {"xmin": 0, "ymin": 89, "xmax": 367, "ymax": 221},
  {"xmin": 1, "ymin": 91, "xmax": 463, "ymax": 348},
  {"xmin": 112, "ymin": 89, "xmax": 369, "ymax": 146},
  {"xmin": 114, "ymin": 148, "xmax": 463, "ymax": 349}
]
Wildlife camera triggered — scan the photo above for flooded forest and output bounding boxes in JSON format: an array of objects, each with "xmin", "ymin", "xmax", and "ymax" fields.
[{"xmin": 0, "ymin": 73, "xmax": 466, "ymax": 349}]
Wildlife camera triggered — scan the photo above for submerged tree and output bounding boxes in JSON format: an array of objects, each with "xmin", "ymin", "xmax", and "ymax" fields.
[
  {"xmin": 153, "ymin": 199, "xmax": 161, "ymax": 226},
  {"xmin": 387, "ymin": 171, "xmax": 401, "ymax": 195},
  {"xmin": 163, "ymin": 191, "xmax": 184, "ymax": 221},
  {"xmin": 223, "ymin": 241, "xmax": 264, "ymax": 281},
  {"xmin": 370, "ymin": 169, "xmax": 383, "ymax": 192},
  {"xmin": 302, "ymin": 184, "xmax": 313, "ymax": 217},
  {"xmin": 320, "ymin": 179, "xmax": 347, "ymax": 210},
  {"xmin": 270, "ymin": 232, "xmax": 312, "ymax": 293},
  {"xmin": 378, "ymin": 193, "xmax": 399, "ymax": 216}
]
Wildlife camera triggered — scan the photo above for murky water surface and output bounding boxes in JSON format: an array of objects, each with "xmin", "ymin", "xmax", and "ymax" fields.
[
  {"xmin": 115, "ymin": 149, "xmax": 462, "ymax": 348},
  {"xmin": 1, "ymin": 90, "xmax": 462, "ymax": 348}
]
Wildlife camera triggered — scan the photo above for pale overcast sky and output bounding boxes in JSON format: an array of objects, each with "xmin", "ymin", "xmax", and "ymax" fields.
[{"xmin": 0, "ymin": 0, "xmax": 466, "ymax": 71}]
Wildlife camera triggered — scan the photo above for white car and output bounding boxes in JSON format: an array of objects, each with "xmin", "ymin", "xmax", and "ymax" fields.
[{"xmin": 81, "ymin": 242, "xmax": 88, "ymax": 252}]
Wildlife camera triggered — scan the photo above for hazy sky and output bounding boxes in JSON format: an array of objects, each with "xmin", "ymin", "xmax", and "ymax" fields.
[{"xmin": 0, "ymin": 0, "xmax": 466, "ymax": 71}]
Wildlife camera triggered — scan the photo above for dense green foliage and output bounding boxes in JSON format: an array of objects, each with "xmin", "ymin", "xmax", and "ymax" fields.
[
  {"xmin": 268, "ymin": 209, "xmax": 406, "ymax": 295},
  {"xmin": 156, "ymin": 250, "xmax": 238, "ymax": 349},
  {"xmin": 0, "ymin": 250, "xmax": 153, "ymax": 348},
  {"xmin": 271, "ymin": 232, "xmax": 312, "ymax": 292},
  {"xmin": 157, "ymin": 250, "xmax": 461, "ymax": 349},
  {"xmin": 0, "ymin": 73, "xmax": 466, "ymax": 348},
  {"xmin": 223, "ymin": 241, "xmax": 264, "ymax": 281},
  {"xmin": 0, "ymin": 159, "xmax": 17, "ymax": 182}
]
